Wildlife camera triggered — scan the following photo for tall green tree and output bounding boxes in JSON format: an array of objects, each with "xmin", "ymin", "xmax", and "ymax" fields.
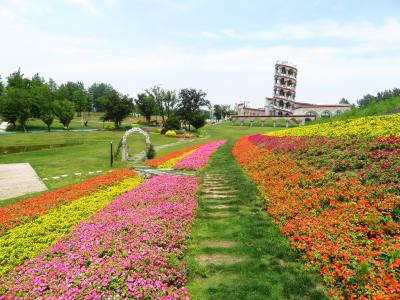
[
  {"xmin": 162, "ymin": 89, "xmax": 178, "ymax": 118},
  {"xmin": 72, "ymin": 89, "xmax": 91, "ymax": 116},
  {"xmin": 88, "ymin": 83, "xmax": 114, "ymax": 112},
  {"xmin": 213, "ymin": 104, "xmax": 222, "ymax": 121},
  {"xmin": 0, "ymin": 70, "xmax": 33, "ymax": 131},
  {"xmin": 53, "ymin": 100, "xmax": 75, "ymax": 129},
  {"xmin": 177, "ymin": 88, "xmax": 210, "ymax": 130},
  {"xmin": 1, "ymin": 88, "xmax": 31, "ymax": 132},
  {"xmin": 135, "ymin": 93, "xmax": 157, "ymax": 123},
  {"xmin": 147, "ymin": 85, "xmax": 164, "ymax": 121},
  {"xmin": 221, "ymin": 105, "xmax": 231, "ymax": 119},
  {"xmin": 0, "ymin": 76, "xmax": 4, "ymax": 97},
  {"xmin": 100, "ymin": 90, "xmax": 133, "ymax": 128}
]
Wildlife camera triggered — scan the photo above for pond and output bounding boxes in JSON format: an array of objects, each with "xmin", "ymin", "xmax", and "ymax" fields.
[{"xmin": 0, "ymin": 143, "xmax": 82, "ymax": 155}]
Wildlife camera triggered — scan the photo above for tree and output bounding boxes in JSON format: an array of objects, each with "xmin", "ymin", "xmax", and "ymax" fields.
[
  {"xmin": 0, "ymin": 70, "xmax": 33, "ymax": 131},
  {"xmin": 53, "ymin": 100, "xmax": 75, "ymax": 129},
  {"xmin": 147, "ymin": 85, "xmax": 164, "ymax": 121},
  {"xmin": 72, "ymin": 89, "xmax": 91, "ymax": 116},
  {"xmin": 40, "ymin": 111, "xmax": 54, "ymax": 132},
  {"xmin": 88, "ymin": 83, "xmax": 114, "ymax": 112},
  {"xmin": 0, "ymin": 92, "xmax": 18, "ymax": 128},
  {"xmin": 135, "ymin": 93, "xmax": 157, "ymax": 123},
  {"xmin": 0, "ymin": 76, "xmax": 4, "ymax": 97},
  {"xmin": 165, "ymin": 115, "xmax": 181, "ymax": 130},
  {"xmin": 162, "ymin": 90, "xmax": 178, "ymax": 118},
  {"xmin": 213, "ymin": 104, "xmax": 222, "ymax": 121},
  {"xmin": 101, "ymin": 90, "xmax": 133, "ymax": 128},
  {"xmin": 177, "ymin": 88, "xmax": 210, "ymax": 130},
  {"xmin": 190, "ymin": 111, "xmax": 208, "ymax": 129},
  {"xmin": 1, "ymin": 88, "xmax": 31, "ymax": 132},
  {"xmin": 339, "ymin": 98, "xmax": 350, "ymax": 105},
  {"xmin": 221, "ymin": 105, "xmax": 230, "ymax": 119}
]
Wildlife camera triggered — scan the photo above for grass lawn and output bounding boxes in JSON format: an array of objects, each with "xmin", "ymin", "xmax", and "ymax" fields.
[
  {"xmin": 186, "ymin": 136, "xmax": 327, "ymax": 299},
  {"xmin": 0, "ymin": 122, "xmax": 273, "ymax": 207}
]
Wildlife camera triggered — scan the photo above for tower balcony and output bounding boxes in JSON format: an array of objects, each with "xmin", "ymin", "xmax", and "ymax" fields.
[{"xmin": 274, "ymin": 84, "xmax": 296, "ymax": 91}]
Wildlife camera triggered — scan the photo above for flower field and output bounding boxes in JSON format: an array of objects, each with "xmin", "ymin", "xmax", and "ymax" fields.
[
  {"xmin": 0, "ymin": 175, "xmax": 200, "ymax": 298},
  {"xmin": 145, "ymin": 144, "xmax": 204, "ymax": 167},
  {"xmin": 146, "ymin": 140, "xmax": 227, "ymax": 170},
  {"xmin": 0, "ymin": 176, "xmax": 143, "ymax": 277},
  {"xmin": 233, "ymin": 134, "xmax": 400, "ymax": 299},
  {"xmin": 0, "ymin": 168, "xmax": 137, "ymax": 235},
  {"xmin": 269, "ymin": 113, "xmax": 400, "ymax": 138}
]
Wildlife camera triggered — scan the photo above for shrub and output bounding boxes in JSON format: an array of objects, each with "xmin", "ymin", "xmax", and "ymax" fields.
[
  {"xmin": 146, "ymin": 143, "xmax": 156, "ymax": 159},
  {"xmin": 165, "ymin": 130, "xmax": 177, "ymax": 137},
  {"xmin": 190, "ymin": 113, "xmax": 207, "ymax": 130},
  {"xmin": 160, "ymin": 128, "xmax": 168, "ymax": 135},
  {"xmin": 104, "ymin": 123, "xmax": 115, "ymax": 131},
  {"xmin": 165, "ymin": 115, "xmax": 181, "ymax": 130},
  {"xmin": 131, "ymin": 123, "xmax": 140, "ymax": 128}
]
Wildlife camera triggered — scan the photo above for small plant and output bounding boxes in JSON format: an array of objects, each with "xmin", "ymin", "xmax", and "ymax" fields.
[
  {"xmin": 146, "ymin": 143, "xmax": 156, "ymax": 159},
  {"xmin": 165, "ymin": 130, "xmax": 177, "ymax": 137},
  {"xmin": 165, "ymin": 115, "xmax": 181, "ymax": 130},
  {"xmin": 104, "ymin": 123, "xmax": 115, "ymax": 131}
]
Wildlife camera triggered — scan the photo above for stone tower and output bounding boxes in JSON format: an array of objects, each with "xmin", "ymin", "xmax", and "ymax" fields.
[{"xmin": 266, "ymin": 60, "xmax": 298, "ymax": 116}]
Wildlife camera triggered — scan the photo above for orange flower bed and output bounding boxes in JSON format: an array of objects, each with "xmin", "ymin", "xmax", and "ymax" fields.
[
  {"xmin": 0, "ymin": 168, "xmax": 137, "ymax": 235},
  {"xmin": 145, "ymin": 143, "xmax": 205, "ymax": 166},
  {"xmin": 233, "ymin": 136, "xmax": 400, "ymax": 299}
]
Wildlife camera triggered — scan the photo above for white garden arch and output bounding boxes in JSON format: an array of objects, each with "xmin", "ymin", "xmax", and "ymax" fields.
[{"xmin": 121, "ymin": 128, "xmax": 152, "ymax": 161}]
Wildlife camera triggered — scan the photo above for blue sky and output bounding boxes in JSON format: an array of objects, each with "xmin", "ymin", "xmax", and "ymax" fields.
[{"xmin": 1, "ymin": 0, "xmax": 400, "ymax": 107}]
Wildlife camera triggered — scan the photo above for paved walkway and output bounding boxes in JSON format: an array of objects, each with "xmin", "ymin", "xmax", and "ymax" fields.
[{"xmin": 0, "ymin": 163, "xmax": 47, "ymax": 200}]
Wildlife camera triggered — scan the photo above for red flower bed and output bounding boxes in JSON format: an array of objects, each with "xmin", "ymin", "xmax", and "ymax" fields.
[
  {"xmin": 145, "ymin": 143, "xmax": 204, "ymax": 166},
  {"xmin": 0, "ymin": 168, "xmax": 137, "ymax": 235},
  {"xmin": 233, "ymin": 136, "xmax": 400, "ymax": 299}
]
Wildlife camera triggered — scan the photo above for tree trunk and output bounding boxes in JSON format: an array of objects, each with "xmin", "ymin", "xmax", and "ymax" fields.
[{"xmin": 47, "ymin": 124, "xmax": 50, "ymax": 132}]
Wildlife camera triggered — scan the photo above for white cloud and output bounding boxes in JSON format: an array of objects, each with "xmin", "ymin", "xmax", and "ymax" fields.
[
  {"xmin": 0, "ymin": 5, "xmax": 399, "ymax": 108},
  {"xmin": 202, "ymin": 19, "xmax": 400, "ymax": 50}
]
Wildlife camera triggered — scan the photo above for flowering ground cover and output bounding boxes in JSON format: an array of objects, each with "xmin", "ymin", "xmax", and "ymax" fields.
[
  {"xmin": 145, "ymin": 140, "xmax": 227, "ymax": 171},
  {"xmin": 174, "ymin": 140, "xmax": 227, "ymax": 170},
  {"xmin": 0, "ymin": 176, "xmax": 143, "ymax": 277},
  {"xmin": 145, "ymin": 144, "xmax": 204, "ymax": 167},
  {"xmin": 269, "ymin": 113, "xmax": 400, "ymax": 138},
  {"xmin": 0, "ymin": 175, "xmax": 200, "ymax": 299},
  {"xmin": 0, "ymin": 168, "xmax": 136, "ymax": 235},
  {"xmin": 157, "ymin": 149, "xmax": 198, "ymax": 169},
  {"xmin": 233, "ymin": 135, "xmax": 400, "ymax": 299}
]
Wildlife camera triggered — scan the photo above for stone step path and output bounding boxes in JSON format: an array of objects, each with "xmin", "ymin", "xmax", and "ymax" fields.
[{"xmin": 195, "ymin": 173, "xmax": 246, "ymax": 268}]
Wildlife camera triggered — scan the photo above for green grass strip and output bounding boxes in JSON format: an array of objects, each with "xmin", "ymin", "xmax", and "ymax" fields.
[
  {"xmin": 0, "ymin": 176, "xmax": 143, "ymax": 277},
  {"xmin": 186, "ymin": 140, "xmax": 328, "ymax": 300}
]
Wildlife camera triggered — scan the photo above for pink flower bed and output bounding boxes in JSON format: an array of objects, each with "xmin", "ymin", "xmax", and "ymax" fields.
[
  {"xmin": 0, "ymin": 175, "xmax": 200, "ymax": 299},
  {"xmin": 173, "ymin": 140, "xmax": 226, "ymax": 170}
]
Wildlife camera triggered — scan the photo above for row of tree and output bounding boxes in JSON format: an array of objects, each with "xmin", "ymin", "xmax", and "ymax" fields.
[
  {"xmin": 135, "ymin": 86, "xmax": 211, "ymax": 131},
  {"xmin": 212, "ymin": 104, "xmax": 235, "ymax": 122},
  {"xmin": 0, "ymin": 70, "xmax": 212, "ymax": 131},
  {"xmin": 356, "ymin": 88, "xmax": 400, "ymax": 109}
]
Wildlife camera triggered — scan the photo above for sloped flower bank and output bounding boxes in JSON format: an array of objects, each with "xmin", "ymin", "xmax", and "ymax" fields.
[
  {"xmin": 174, "ymin": 140, "xmax": 226, "ymax": 170},
  {"xmin": 0, "ymin": 175, "xmax": 200, "ymax": 299},
  {"xmin": 268, "ymin": 113, "xmax": 400, "ymax": 138},
  {"xmin": 146, "ymin": 140, "xmax": 227, "ymax": 171},
  {"xmin": 0, "ymin": 176, "xmax": 143, "ymax": 277},
  {"xmin": 233, "ymin": 135, "xmax": 400, "ymax": 299},
  {"xmin": 145, "ymin": 144, "xmax": 204, "ymax": 167},
  {"xmin": 0, "ymin": 168, "xmax": 137, "ymax": 235}
]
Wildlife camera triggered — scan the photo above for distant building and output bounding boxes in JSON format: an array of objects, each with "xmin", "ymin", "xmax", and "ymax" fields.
[{"xmin": 235, "ymin": 60, "xmax": 352, "ymax": 121}]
